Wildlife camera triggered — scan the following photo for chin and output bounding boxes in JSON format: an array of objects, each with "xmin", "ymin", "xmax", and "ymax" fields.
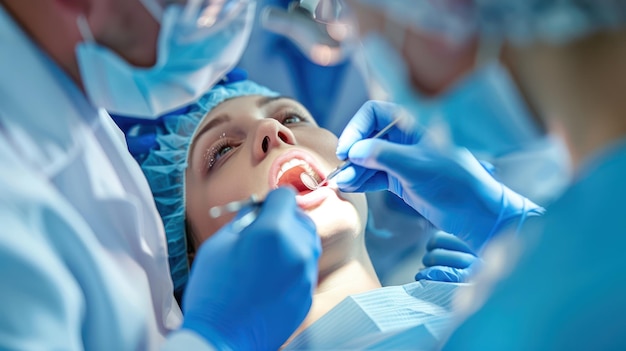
[{"xmin": 306, "ymin": 190, "xmax": 367, "ymax": 246}]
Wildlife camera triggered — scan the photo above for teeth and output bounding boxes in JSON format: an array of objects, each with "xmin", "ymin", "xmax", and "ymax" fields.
[{"xmin": 276, "ymin": 158, "xmax": 321, "ymax": 182}]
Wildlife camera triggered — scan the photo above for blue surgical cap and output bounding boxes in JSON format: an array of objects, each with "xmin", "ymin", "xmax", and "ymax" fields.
[
  {"xmin": 139, "ymin": 76, "xmax": 279, "ymax": 294},
  {"xmin": 358, "ymin": 0, "xmax": 626, "ymax": 46},
  {"xmin": 476, "ymin": 0, "xmax": 626, "ymax": 45}
]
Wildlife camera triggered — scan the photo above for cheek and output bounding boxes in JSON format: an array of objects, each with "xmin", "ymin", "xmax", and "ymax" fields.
[
  {"xmin": 298, "ymin": 129, "xmax": 340, "ymax": 163},
  {"xmin": 185, "ymin": 169, "xmax": 257, "ymax": 246}
]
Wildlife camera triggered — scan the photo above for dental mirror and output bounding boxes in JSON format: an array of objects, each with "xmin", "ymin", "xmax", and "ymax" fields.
[{"xmin": 300, "ymin": 172, "xmax": 319, "ymax": 191}]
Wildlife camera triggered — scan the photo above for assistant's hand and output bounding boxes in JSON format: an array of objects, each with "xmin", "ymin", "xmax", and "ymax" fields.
[
  {"xmin": 336, "ymin": 100, "xmax": 544, "ymax": 252},
  {"xmin": 416, "ymin": 231, "xmax": 479, "ymax": 283},
  {"xmin": 181, "ymin": 187, "xmax": 321, "ymax": 350}
]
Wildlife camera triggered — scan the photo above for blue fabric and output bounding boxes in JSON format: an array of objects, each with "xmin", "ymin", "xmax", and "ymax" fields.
[
  {"xmin": 360, "ymin": 0, "xmax": 626, "ymax": 46},
  {"xmin": 443, "ymin": 141, "xmax": 626, "ymax": 350},
  {"xmin": 475, "ymin": 0, "xmax": 626, "ymax": 45}
]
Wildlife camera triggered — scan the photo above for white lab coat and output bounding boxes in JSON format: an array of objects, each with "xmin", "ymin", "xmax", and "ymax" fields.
[{"xmin": 0, "ymin": 6, "xmax": 211, "ymax": 350}]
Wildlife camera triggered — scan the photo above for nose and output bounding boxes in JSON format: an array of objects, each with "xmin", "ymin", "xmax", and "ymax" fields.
[{"xmin": 252, "ymin": 119, "xmax": 296, "ymax": 161}]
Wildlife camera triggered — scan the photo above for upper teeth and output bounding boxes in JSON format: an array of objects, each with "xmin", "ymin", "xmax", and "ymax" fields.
[{"xmin": 277, "ymin": 158, "xmax": 319, "ymax": 182}]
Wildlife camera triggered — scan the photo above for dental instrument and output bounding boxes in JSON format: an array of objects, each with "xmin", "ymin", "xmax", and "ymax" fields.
[
  {"xmin": 304, "ymin": 116, "xmax": 404, "ymax": 190},
  {"xmin": 209, "ymin": 194, "xmax": 264, "ymax": 232},
  {"xmin": 209, "ymin": 194, "xmax": 262, "ymax": 218}
]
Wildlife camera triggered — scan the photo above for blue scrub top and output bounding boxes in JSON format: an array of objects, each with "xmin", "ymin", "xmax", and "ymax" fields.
[{"xmin": 443, "ymin": 141, "xmax": 626, "ymax": 350}]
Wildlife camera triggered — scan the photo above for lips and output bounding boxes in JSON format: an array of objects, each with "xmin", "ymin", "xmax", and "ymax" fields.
[
  {"xmin": 270, "ymin": 150, "xmax": 325, "ymax": 194},
  {"xmin": 269, "ymin": 150, "xmax": 336, "ymax": 210},
  {"xmin": 276, "ymin": 159, "xmax": 322, "ymax": 193}
]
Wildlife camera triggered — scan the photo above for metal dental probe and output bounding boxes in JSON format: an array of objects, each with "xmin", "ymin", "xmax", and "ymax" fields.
[
  {"xmin": 307, "ymin": 116, "xmax": 404, "ymax": 189},
  {"xmin": 208, "ymin": 194, "xmax": 262, "ymax": 219},
  {"xmin": 209, "ymin": 194, "xmax": 264, "ymax": 232}
]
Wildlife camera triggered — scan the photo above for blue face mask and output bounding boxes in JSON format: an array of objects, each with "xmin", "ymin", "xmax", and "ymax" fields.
[
  {"xmin": 360, "ymin": 33, "xmax": 544, "ymax": 157},
  {"xmin": 75, "ymin": 1, "xmax": 255, "ymax": 119}
]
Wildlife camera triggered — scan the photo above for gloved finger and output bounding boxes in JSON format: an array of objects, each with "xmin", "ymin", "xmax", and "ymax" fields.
[
  {"xmin": 295, "ymin": 208, "xmax": 322, "ymax": 260},
  {"xmin": 252, "ymin": 187, "xmax": 320, "ymax": 259},
  {"xmin": 268, "ymin": 269, "xmax": 317, "ymax": 341},
  {"xmin": 336, "ymin": 100, "xmax": 400, "ymax": 160},
  {"xmin": 422, "ymin": 248, "xmax": 476, "ymax": 269},
  {"xmin": 415, "ymin": 266, "xmax": 471, "ymax": 283},
  {"xmin": 333, "ymin": 164, "xmax": 366, "ymax": 189},
  {"xmin": 345, "ymin": 170, "xmax": 390, "ymax": 193},
  {"xmin": 426, "ymin": 231, "xmax": 475, "ymax": 255},
  {"xmin": 189, "ymin": 221, "xmax": 240, "ymax": 274},
  {"xmin": 255, "ymin": 187, "xmax": 314, "ymax": 232},
  {"xmin": 346, "ymin": 139, "xmax": 420, "ymax": 180},
  {"xmin": 478, "ymin": 160, "xmax": 496, "ymax": 176},
  {"xmin": 335, "ymin": 165, "xmax": 389, "ymax": 193}
]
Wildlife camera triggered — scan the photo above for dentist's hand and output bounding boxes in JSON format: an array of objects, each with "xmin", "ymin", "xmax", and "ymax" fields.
[
  {"xmin": 181, "ymin": 187, "xmax": 321, "ymax": 350},
  {"xmin": 336, "ymin": 100, "xmax": 544, "ymax": 252},
  {"xmin": 416, "ymin": 231, "xmax": 479, "ymax": 283}
]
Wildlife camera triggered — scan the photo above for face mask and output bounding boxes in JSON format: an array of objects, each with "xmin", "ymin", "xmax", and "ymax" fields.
[
  {"xmin": 76, "ymin": 1, "xmax": 255, "ymax": 119},
  {"xmin": 359, "ymin": 33, "xmax": 544, "ymax": 157}
]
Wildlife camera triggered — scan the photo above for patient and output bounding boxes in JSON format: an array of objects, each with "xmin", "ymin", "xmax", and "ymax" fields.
[
  {"xmin": 138, "ymin": 76, "xmax": 381, "ymax": 329},
  {"xmin": 138, "ymin": 76, "xmax": 457, "ymax": 348},
  {"xmin": 185, "ymin": 82, "xmax": 381, "ymax": 334}
]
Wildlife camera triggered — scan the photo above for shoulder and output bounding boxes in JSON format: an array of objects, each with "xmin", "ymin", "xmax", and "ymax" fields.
[{"xmin": 444, "ymin": 184, "xmax": 626, "ymax": 351}]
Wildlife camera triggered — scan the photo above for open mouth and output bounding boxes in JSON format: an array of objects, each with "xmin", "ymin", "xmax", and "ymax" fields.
[
  {"xmin": 270, "ymin": 149, "xmax": 327, "ymax": 196},
  {"xmin": 276, "ymin": 158, "xmax": 324, "ymax": 195}
]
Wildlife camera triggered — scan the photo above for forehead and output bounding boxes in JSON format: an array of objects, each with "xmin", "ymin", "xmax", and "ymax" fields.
[
  {"xmin": 204, "ymin": 95, "xmax": 268, "ymax": 121},
  {"xmin": 196, "ymin": 95, "xmax": 309, "ymax": 130}
]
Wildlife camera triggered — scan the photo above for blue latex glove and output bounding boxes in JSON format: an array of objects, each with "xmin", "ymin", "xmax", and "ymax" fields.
[
  {"xmin": 181, "ymin": 188, "xmax": 321, "ymax": 350},
  {"xmin": 336, "ymin": 100, "xmax": 544, "ymax": 252},
  {"xmin": 416, "ymin": 231, "xmax": 479, "ymax": 283}
]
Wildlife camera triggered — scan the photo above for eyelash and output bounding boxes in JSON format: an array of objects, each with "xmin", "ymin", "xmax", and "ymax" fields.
[
  {"xmin": 205, "ymin": 138, "xmax": 236, "ymax": 170},
  {"xmin": 203, "ymin": 111, "xmax": 311, "ymax": 171},
  {"xmin": 275, "ymin": 110, "xmax": 310, "ymax": 125}
]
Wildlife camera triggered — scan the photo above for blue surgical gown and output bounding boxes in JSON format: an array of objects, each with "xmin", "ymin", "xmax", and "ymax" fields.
[
  {"xmin": 443, "ymin": 141, "xmax": 626, "ymax": 350},
  {"xmin": 0, "ymin": 6, "xmax": 213, "ymax": 350}
]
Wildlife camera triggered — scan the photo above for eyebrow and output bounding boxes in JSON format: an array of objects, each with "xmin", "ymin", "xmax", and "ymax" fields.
[{"xmin": 257, "ymin": 95, "xmax": 288, "ymax": 107}]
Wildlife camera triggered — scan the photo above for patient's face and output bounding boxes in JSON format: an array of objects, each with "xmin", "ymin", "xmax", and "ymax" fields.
[{"xmin": 185, "ymin": 96, "xmax": 367, "ymax": 271}]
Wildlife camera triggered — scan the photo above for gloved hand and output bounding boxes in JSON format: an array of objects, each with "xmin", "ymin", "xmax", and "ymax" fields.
[
  {"xmin": 336, "ymin": 100, "xmax": 544, "ymax": 252},
  {"xmin": 181, "ymin": 187, "xmax": 321, "ymax": 350},
  {"xmin": 416, "ymin": 231, "xmax": 479, "ymax": 283}
]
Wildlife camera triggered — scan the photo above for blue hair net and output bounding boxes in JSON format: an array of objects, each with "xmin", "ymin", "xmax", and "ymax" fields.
[
  {"xmin": 139, "ymin": 77, "xmax": 279, "ymax": 294},
  {"xmin": 476, "ymin": 0, "xmax": 626, "ymax": 45},
  {"xmin": 358, "ymin": 0, "xmax": 626, "ymax": 46}
]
